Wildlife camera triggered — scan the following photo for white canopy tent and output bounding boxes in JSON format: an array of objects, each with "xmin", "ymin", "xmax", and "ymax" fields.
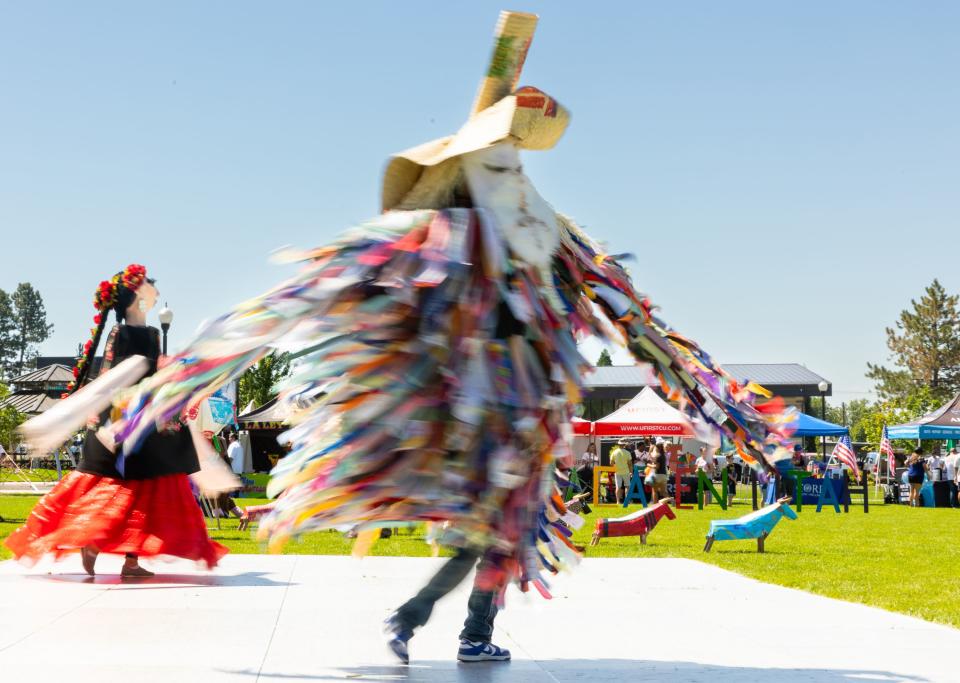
[{"xmin": 593, "ymin": 386, "xmax": 696, "ymax": 438}]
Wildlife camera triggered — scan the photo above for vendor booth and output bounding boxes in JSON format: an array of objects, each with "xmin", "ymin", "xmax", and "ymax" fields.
[
  {"xmin": 236, "ymin": 398, "xmax": 289, "ymax": 473},
  {"xmin": 784, "ymin": 412, "xmax": 851, "ymax": 503},
  {"xmin": 592, "ymin": 387, "xmax": 695, "ymax": 439},
  {"xmin": 587, "ymin": 387, "xmax": 698, "ymax": 504},
  {"xmin": 570, "ymin": 416, "xmax": 594, "ymax": 462},
  {"xmin": 887, "ymin": 394, "xmax": 960, "ymax": 507},
  {"xmin": 887, "ymin": 393, "xmax": 960, "ymax": 441},
  {"xmin": 572, "ymin": 417, "xmax": 592, "ymax": 436},
  {"xmin": 793, "ymin": 412, "xmax": 848, "ymax": 437}
]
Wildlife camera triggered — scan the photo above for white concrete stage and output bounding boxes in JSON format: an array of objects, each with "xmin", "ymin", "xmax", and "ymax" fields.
[{"xmin": 0, "ymin": 555, "xmax": 954, "ymax": 682}]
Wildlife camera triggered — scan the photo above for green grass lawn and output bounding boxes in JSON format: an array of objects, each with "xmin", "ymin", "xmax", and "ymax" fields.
[
  {"xmin": 0, "ymin": 468, "xmax": 70, "ymax": 482},
  {"xmin": 2, "ymin": 494, "xmax": 957, "ymax": 628}
]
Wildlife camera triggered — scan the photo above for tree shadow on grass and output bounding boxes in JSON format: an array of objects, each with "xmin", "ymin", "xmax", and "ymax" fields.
[{"xmin": 228, "ymin": 659, "xmax": 931, "ymax": 682}]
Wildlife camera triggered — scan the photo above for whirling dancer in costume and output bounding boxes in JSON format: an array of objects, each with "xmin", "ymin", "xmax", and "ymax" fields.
[
  {"xmin": 112, "ymin": 11, "xmax": 794, "ymax": 661},
  {"xmin": 6, "ymin": 265, "xmax": 229, "ymax": 577}
]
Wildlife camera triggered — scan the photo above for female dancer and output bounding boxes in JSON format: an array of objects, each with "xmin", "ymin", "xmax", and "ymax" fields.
[{"xmin": 5, "ymin": 264, "xmax": 227, "ymax": 576}]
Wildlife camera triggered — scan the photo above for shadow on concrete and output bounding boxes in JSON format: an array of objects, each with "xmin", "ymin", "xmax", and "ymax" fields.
[
  {"xmin": 26, "ymin": 571, "xmax": 291, "ymax": 588},
  {"xmin": 227, "ymin": 659, "xmax": 931, "ymax": 682}
]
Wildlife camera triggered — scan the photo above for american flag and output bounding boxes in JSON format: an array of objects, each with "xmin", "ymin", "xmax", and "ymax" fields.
[
  {"xmin": 879, "ymin": 426, "xmax": 896, "ymax": 478},
  {"xmin": 831, "ymin": 435, "xmax": 861, "ymax": 482}
]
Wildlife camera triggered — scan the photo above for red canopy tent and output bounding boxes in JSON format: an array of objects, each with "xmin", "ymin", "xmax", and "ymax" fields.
[
  {"xmin": 592, "ymin": 387, "xmax": 695, "ymax": 437},
  {"xmin": 572, "ymin": 417, "xmax": 593, "ymax": 436}
]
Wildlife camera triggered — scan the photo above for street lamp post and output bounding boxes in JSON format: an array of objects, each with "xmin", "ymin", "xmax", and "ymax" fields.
[
  {"xmin": 158, "ymin": 304, "xmax": 174, "ymax": 356},
  {"xmin": 818, "ymin": 380, "xmax": 829, "ymax": 461}
]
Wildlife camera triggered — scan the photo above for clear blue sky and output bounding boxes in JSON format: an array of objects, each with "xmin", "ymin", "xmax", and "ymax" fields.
[{"xmin": 2, "ymin": 2, "xmax": 958, "ymax": 402}]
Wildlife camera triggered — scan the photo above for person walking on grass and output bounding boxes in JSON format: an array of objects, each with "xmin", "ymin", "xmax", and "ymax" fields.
[
  {"xmin": 695, "ymin": 446, "xmax": 716, "ymax": 505},
  {"xmin": 611, "ymin": 439, "xmax": 633, "ymax": 505},
  {"xmin": 906, "ymin": 449, "xmax": 925, "ymax": 507},
  {"xmin": 646, "ymin": 442, "xmax": 669, "ymax": 505}
]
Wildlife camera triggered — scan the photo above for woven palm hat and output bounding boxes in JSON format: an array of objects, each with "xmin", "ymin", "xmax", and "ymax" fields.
[{"xmin": 381, "ymin": 11, "xmax": 570, "ymax": 212}]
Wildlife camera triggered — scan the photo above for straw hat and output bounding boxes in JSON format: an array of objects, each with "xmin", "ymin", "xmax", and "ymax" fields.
[{"xmin": 380, "ymin": 11, "xmax": 570, "ymax": 212}]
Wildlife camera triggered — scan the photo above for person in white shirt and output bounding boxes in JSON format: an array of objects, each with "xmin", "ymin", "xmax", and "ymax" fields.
[
  {"xmin": 576, "ymin": 442, "xmax": 598, "ymax": 493},
  {"xmin": 227, "ymin": 433, "xmax": 245, "ymax": 476},
  {"xmin": 946, "ymin": 449, "xmax": 959, "ymax": 507},
  {"xmin": 927, "ymin": 453, "xmax": 944, "ymax": 480},
  {"xmin": 695, "ymin": 446, "xmax": 717, "ymax": 505}
]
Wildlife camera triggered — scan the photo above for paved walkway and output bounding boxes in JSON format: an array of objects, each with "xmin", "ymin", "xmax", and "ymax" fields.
[
  {"xmin": 0, "ymin": 481, "xmax": 55, "ymax": 493},
  {"xmin": 0, "ymin": 555, "xmax": 954, "ymax": 682}
]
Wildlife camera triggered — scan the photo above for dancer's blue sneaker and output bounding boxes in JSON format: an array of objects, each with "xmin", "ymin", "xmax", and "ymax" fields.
[
  {"xmin": 457, "ymin": 639, "xmax": 511, "ymax": 662},
  {"xmin": 382, "ymin": 615, "xmax": 412, "ymax": 664}
]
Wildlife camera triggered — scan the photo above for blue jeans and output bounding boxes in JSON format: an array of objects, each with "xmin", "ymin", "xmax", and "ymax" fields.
[{"xmin": 393, "ymin": 548, "xmax": 498, "ymax": 642}]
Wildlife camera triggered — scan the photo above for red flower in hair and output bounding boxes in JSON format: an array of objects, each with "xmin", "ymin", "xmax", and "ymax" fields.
[
  {"xmin": 83, "ymin": 340, "xmax": 93, "ymax": 353},
  {"xmin": 120, "ymin": 264, "xmax": 148, "ymax": 292},
  {"xmin": 93, "ymin": 313, "xmax": 102, "ymax": 325},
  {"xmin": 72, "ymin": 366, "xmax": 79, "ymax": 378}
]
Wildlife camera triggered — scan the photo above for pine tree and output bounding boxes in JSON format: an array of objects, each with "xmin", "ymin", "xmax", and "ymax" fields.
[
  {"xmin": 596, "ymin": 348, "xmax": 613, "ymax": 367},
  {"xmin": 0, "ymin": 290, "xmax": 15, "ymax": 380},
  {"xmin": 9, "ymin": 283, "xmax": 53, "ymax": 376},
  {"xmin": 0, "ymin": 383, "xmax": 25, "ymax": 451},
  {"xmin": 866, "ymin": 279, "xmax": 960, "ymax": 401}
]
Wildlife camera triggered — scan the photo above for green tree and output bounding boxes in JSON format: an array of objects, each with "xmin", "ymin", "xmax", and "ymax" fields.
[
  {"xmin": 9, "ymin": 283, "xmax": 54, "ymax": 376},
  {"xmin": 867, "ymin": 279, "xmax": 960, "ymax": 402},
  {"xmin": 848, "ymin": 387, "xmax": 941, "ymax": 451},
  {"xmin": 238, "ymin": 352, "xmax": 291, "ymax": 409},
  {"xmin": 0, "ymin": 290, "xmax": 15, "ymax": 380},
  {"xmin": 0, "ymin": 383, "xmax": 26, "ymax": 451},
  {"xmin": 844, "ymin": 398, "xmax": 873, "ymax": 442},
  {"xmin": 596, "ymin": 349, "xmax": 613, "ymax": 367},
  {"xmin": 808, "ymin": 397, "xmax": 844, "ymax": 426}
]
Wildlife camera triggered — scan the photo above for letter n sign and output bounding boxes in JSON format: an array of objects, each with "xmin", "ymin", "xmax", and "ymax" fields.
[{"xmin": 697, "ymin": 469, "xmax": 727, "ymax": 510}]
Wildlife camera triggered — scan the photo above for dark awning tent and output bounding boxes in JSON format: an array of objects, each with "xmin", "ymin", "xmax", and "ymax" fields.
[
  {"xmin": 236, "ymin": 398, "xmax": 288, "ymax": 472},
  {"xmin": 793, "ymin": 412, "xmax": 848, "ymax": 437},
  {"xmin": 887, "ymin": 394, "xmax": 960, "ymax": 440},
  {"xmin": 237, "ymin": 397, "xmax": 287, "ymax": 430}
]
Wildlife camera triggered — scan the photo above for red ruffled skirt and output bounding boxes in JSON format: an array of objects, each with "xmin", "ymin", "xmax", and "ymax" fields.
[{"xmin": 4, "ymin": 471, "xmax": 228, "ymax": 568}]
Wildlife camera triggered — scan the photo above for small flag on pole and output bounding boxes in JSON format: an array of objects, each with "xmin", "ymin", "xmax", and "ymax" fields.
[
  {"xmin": 831, "ymin": 435, "xmax": 861, "ymax": 482},
  {"xmin": 880, "ymin": 426, "xmax": 896, "ymax": 478}
]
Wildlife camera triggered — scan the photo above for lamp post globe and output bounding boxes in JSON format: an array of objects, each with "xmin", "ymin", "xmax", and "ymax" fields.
[{"xmin": 158, "ymin": 305, "xmax": 174, "ymax": 356}]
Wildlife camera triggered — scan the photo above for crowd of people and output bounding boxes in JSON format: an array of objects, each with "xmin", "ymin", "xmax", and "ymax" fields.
[
  {"xmin": 575, "ymin": 438, "xmax": 740, "ymax": 505},
  {"xmin": 904, "ymin": 446, "xmax": 960, "ymax": 508}
]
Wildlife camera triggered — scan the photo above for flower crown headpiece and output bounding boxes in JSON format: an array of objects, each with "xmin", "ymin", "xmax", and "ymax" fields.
[
  {"xmin": 92, "ymin": 263, "xmax": 148, "ymax": 312},
  {"xmin": 64, "ymin": 264, "xmax": 148, "ymax": 396}
]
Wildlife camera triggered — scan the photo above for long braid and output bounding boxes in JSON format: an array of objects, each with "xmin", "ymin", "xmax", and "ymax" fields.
[{"xmin": 68, "ymin": 312, "xmax": 109, "ymax": 395}]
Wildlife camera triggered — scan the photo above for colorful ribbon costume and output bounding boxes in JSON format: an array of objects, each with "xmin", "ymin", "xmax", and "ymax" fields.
[{"xmin": 112, "ymin": 11, "xmax": 793, "ymax": 600}]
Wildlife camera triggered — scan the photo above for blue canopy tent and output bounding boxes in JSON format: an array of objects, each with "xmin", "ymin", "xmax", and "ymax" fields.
[
  {"xmin": 793, "ymin": 412, "xmax": 848, "ymax": 437},
  {"xmin": 887, "ymin": 393, "xmax": 960, "ymax": 440}
]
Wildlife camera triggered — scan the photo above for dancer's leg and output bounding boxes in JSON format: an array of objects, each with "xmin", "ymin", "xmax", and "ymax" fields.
[
  {"xmin": 81, "ymin": 545, "xmax": 98, "ymax": 576},
  {"xmin": 392, "ymin": 547, "xmax": 480, "ymax": 632},
  {"xmin": 457, "ymin": 555, "xmax": 510, "ymax": 661},
  {"xmin": 459, "ymin": 561, "xmax": 498, "ymax": 642},
  {"xmin": 122, "ymin": 553, "xmax": 154, "ymax": 578}
]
